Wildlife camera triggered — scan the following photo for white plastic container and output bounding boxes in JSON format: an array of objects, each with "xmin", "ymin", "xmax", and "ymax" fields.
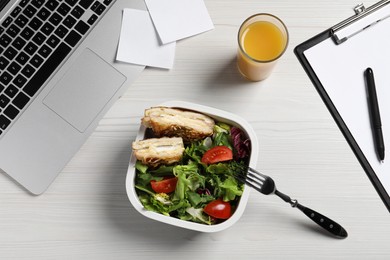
[{"xmin": 126, "ymin": 101, "xmax": 258, "ymax": 232}]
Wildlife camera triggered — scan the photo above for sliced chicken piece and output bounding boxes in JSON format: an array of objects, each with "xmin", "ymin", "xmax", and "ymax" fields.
[
  {"xmin": 142, "ymin": 107, "xmax": 215, "ymax": 142},
  {"xmin": 132, "ymin": 137, "xmax": 184, "ymax": 167}
]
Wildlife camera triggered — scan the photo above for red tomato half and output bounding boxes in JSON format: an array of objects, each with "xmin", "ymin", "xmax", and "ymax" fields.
[
  {"xmin": 201, "ymin": 146, "xmax": 233, "ymax": 165},
  {"xmin": 204, "ymin": 199, "xmax": 232, "ymax": 219},
  {"xmin": 150, "ymin": 177, "xmax": 178, "ymax": 193}
]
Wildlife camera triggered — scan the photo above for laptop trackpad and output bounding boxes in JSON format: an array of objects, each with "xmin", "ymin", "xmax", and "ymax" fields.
[{"xmin": 43, "ymin": 48, "xmax": 126, "ymax": 132}]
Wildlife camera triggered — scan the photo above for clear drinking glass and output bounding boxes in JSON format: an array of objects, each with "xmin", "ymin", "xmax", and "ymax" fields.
[{"xmin": 237, "ymin": 13, "xmax": 289, "ymax": 81}]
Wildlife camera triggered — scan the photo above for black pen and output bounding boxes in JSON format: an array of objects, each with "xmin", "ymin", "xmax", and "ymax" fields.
[{"xmin": 364, "ymin": 67, "xmax": 385, "ymax": 162}]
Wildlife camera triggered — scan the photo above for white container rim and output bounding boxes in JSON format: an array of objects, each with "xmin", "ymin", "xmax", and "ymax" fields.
[{"xmin": 125, "ymin": 100, "xmax": 259, "ymax": 232}]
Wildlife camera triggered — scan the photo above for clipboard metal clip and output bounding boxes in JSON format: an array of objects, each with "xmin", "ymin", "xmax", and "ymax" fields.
[
  {"xmin": 331, "ymin": 0, "xmax": 390, "ymax": 44},
  {"xmin": 354, "ymin": 3, "xmax": 366, "ymax": 14}
]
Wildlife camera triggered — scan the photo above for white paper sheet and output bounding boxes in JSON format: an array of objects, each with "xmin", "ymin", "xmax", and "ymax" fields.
[
  {"xmin": 304, "ymin": 4, "xmax": 390, "ymax": 193},
  {"xmin": 116, "ymin": 9, "xmax": 176, "ymax": 69},
  {"xmin": 144, "ymin": 0, "xmax": 214, "ymax": 44}
]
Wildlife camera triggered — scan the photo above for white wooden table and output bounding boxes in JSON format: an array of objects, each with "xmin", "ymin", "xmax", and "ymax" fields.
[{"xmin": 2, "ymin": 0, "xmax": 390, "ymax": 259}]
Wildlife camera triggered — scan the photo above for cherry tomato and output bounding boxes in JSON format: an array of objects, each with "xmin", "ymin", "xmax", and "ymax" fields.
[
  {"xmin": 201, "ymin": 146, "xmax": 233, "ymax": 165},
  {"xmin": 204, "ymin": 199, "xmax": 232, "ymax": 219},
  {"xmin": 150, "ymin": 177, "xmax": 178, "ymax": 193}
]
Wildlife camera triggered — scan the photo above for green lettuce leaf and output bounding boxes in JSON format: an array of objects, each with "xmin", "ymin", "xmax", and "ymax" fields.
[
  {"xmin": 220, "ymin": 176, "xmax": 243, "ymax": 201},
  {"xmin": 185, "ymin": 207, "xmax": 212, "ymax": 225},
  {"xmin": 173, "ymin": 162, "xmax": 205, "ymax": 201}
]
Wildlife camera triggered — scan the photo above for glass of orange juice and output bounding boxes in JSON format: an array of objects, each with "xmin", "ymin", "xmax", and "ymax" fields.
[{"xmin": 237, "ymin": 14, "xmax": 289, "ymax": 81}]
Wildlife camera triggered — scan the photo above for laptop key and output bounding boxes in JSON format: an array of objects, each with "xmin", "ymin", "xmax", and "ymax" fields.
[
  {"xmin": 80, "ymin": 0, "xmax": 94, "ymax": 9},
  {"xmin": 38, "ymin": 44, "xmax": 52, "ymax": 58},
  {"xmin": 29, "ymin": 17, "xmax": 43, "ymax": 30},
  {"xmin": 64, "ymin": 30, "xmax": 82, "ymax": 47},
  {"xmin": 31, "ymin": 0, "xmax": 45, "ymax": 9},
  {"xmin": 49, "ymin": 12, "xmax": 63, "ymax": 26},
  {"xmin": 0, "ymin": 94, "xmax": 10, "ymax": 108},
  {"xmin": 11, "ymin": 36, "xmax": 27, "ymax": 49},
  {"xmin": 65, "ymin": 0, "xmax": 78, "ymax": 6},
  {"xmin": 46, "ymin": 0, "xmax": 60, "ymax": 11},
  {"xmin": 15, "ymin": 14, "xmax": 29, "ymax": 28},
  {"xmin": 87, "ymin": 14, "xmax": 98, "ymax": 25},
  {"xmin": 0, "ymin": 57, "xmax": 10, "ymax": 70},
  {"xmin": 0, "ymin": 34, "xmax": 12, "ymax": 48},
  {"xmin": 41, "ymin": 22, "xmax": 55, "ymax": 36},
  {"xmin": 32, "ymin": 32, "xmax": 47, "ymax": 45},
  {"xmin": 93, "ymin": 3, "xmax": 106, "ymax": 15},
  {"xmin": 16, "ymin": 52, "xmax": 29, "ymax": 65},
  {"xmin": 23, "ymin": 5, "xmax": 38, "ymax": 18},
  {"xmin": 19, "ymin": 0, "xmax": 29, "ymax": 8},
  {"xmin": 24, "ymin": 42, "xmax": 38, "ymax": 55},
  {"xmin": 21, "ymin": 64, "xmax": 36, "ymax": 78},
  {"xmin": 6, "ymin": 24, "xmax": 20, "ymax": 38},
  {"xmin": 23, "ymin": 43, "xmax": 71, "ymax": 97},
  {"xmin": 4, "ymin": 85, "xmax": 19, "ymax": 98},
  {"xmin": 71, "ymin": 6, "xmax": 85, "ymax": 19},
  {"xmin": 75, "ymin": 20, "xmax": 90, "ymax": 35},
  {"xmin": 2, "ymin": 17, "xmax": 13, "ymax": 28},
  {"xmin": 10, "ymin": 7, "xmax": 22, "ymax": 18},
  {"xmin": 7, "ymin": 62, "xmax": 22, "ymax": 75},
  {"xmin": 63, "ymin": 15, "xmax": 76, "ymax": 28},
  {"xmin": 30, "ymin": 54, "xmax": 44, "ymax": 68},
  {"xmin": 37, "ymin": 7, "xmax": 51, "ymax": 21},
  {"xmin": 4, "ymin": 46, "xmax": 17, "ymax": 60},
  {"xmin": 57, "ymin": 3, "xmax": 72, "ymax": 16},
  {"xmin": 0, "ymin": 71, "xmax": 12, "ymax": 85},
  {"xmin": 21, "ymin": 27, "xmax": 34, "ymax": 41},
  {"xmin": 13, "ymin": 75, "xmax": 27, "ymax": 88},
  {"xmin": 0, "ymin": 115, "xmax": 11, "ymax": 130},
  {"xmin": 54, "ymin": 25, "xmax": 69, "ymax": 38},
  {"xmin": 47, "ymin": 35, "xmax": 60, "ymax": 48},
  {"xmin": 12, "ymin": 92, "xmax": 30, "ymax": 109},
  {"xmin": 91, "ymin": 1, "xmax": 100, "ymax": 11},
  {"xmin": 4, "ymin": 104, "xmax": 19, "ymax": 120}
]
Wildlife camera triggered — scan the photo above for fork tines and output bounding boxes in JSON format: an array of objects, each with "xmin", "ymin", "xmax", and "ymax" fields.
[{"xmin": 234, "ymin": 167, "xmax": 275, "ymax": 195}]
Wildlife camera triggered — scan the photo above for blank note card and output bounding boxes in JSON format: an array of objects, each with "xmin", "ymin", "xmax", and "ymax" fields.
[
  {"xmin": 116, "ymin": 9, "xmax": 176, "ymax": 69},
  {"xmin": 144, "ymin": 0, "xmax": 214, "ymax": 44}
]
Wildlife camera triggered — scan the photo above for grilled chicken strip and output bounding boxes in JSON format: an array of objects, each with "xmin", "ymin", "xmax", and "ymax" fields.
[
  {"xmin": 142, "ymin": 107, "xmax": 215, "ymax": 142},
  {"xmin": 132, "ymin": 137, "xmax": 184, "ymax": 167}
]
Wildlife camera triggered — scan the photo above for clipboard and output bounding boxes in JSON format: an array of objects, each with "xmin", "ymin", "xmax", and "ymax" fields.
[{"xmin": 295, "ymin": 0, "xmax": 390, "ymax": 211}]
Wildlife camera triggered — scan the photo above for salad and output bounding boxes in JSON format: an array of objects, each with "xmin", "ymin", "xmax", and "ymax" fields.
[{"xmin": 134, "ymin": 122, "xmax": 251, "ymax": 225}]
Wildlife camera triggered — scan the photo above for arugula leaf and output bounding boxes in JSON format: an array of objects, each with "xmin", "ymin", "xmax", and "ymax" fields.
[
  {"xmin": 207, "ymin": 163, "xmax": 229, "ymax": 174},
  {"xmin": 135, "ymin": 160, "xmax": 148, "ymax": 174},
  {"xmin": 187, "ymin": 191, "xmax": 214, "ymax": 207},
  {"xmin": 184, "ymin": 142, "xmax": 207, "ymax": 164},
  {"xmin": 150, "ymin": 165, "xmax": 175, "ymax": 176}
]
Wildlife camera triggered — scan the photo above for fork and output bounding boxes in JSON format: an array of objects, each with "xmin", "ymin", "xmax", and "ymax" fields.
[{"xmin": 235, "ymin": 167, "xmax": 348, "ymax": 238}]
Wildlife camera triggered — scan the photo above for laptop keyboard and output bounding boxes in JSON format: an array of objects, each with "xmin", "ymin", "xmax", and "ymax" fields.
[{"xmin": 0, "ymin": 0, "xmax": 115, "ymax": 136}]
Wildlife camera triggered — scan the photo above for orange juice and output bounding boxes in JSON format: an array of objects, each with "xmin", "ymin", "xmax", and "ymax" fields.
[
  {"xmin": 237, "ymin": 14, "xmax": 288, "ymax": 81},
  {"xmin": 241, "ymin": 21, "xmax": 286, "ymax": 61}
]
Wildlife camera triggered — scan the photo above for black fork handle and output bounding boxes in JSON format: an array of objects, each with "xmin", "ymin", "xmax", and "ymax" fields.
[
  {"xmin": 275, "ymin": 190, "xmax": 348, "ymax": 239},
  {"xmin": 296, "ymin": 203, "xmax": 348, "ymax": 238}
]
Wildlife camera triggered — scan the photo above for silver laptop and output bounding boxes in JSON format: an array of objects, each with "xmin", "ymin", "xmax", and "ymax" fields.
[{"xmin": 0, "ymin": 0, "xmax": 145, "ymax": 194}]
